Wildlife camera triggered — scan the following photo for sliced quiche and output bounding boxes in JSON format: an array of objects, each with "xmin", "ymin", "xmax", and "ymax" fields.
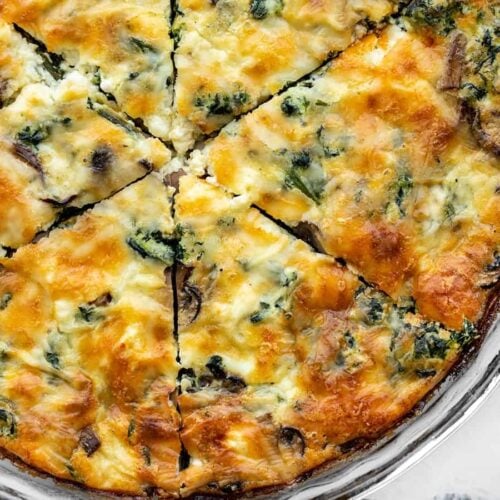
[
  {"xmin": 174, "ymin": 174, "xmax": 475, "ymax": 495},
  {"xmin": 172, "ymin": 0, "xmax": 404, "ymax": 146},
  {"xmin": 0, "ymin": 173, "xmax": 180, "ymax": 495},
  {"xmin": 187, "ymin": 6, "xmax": 500, "ymax": 329},
  {"xmin": 0, "ymin": 71, "xmax": 170, "ymax": 250}
]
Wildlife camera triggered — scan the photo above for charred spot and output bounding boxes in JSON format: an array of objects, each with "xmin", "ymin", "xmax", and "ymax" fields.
[
  {"xmin": 339, "ymin": 437, "xmax": 369, "ymax": 454},
  {"xmin": 90, "ymin": 146, "xmax": 114, "ymax": 174},
  {"xmin": 79, "ymin": 426, "xmax": 101, "ymax": 456},
  {"xmin": 279, "ymin": 426, "xmax": 305, "ymax": 455}
]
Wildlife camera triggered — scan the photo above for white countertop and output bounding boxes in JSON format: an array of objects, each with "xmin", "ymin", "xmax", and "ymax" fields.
[{"xmin": 368, "ymin": 383, "xmax": 500, "ymax": 500}]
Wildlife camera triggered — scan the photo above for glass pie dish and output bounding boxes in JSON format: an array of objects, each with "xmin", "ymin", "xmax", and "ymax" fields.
[{"xmin": 0, "ymin": 303, "xmax": 498, "ymax": 500}]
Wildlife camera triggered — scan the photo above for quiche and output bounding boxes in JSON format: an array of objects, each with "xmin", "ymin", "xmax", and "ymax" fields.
[
  {"xmin": 0, "ymin": 0, "xmax": 176, "ymax": 145},
  {"xmin": 188, "ymin": 5, "xmax": 500, "ymax": 330},
  {"xmin": 0, "ymin": 0, "xmax": 498, "ymax": 497},
  {"xmin": 0, "ymin": 173, "xmax": 180, "ymax": 494},
  {"xmin": 0, "ymin": 65, "xmax": 170, "ymax": 250}
]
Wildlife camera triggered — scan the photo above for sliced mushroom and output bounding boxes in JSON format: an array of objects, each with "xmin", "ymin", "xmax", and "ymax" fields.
[
  {"xmin": 79, "ymin": 426, "xmax": 101, "ymax": 456},
  {"xmin": 163, "ymin": 168, "xmax": 186, "ymax": 193},
  {"xmin": 41, "ymin": 195, "xmax": 77, "ymax": 207},
  {"xmin": 463, "ymin": 103, "xmax": 500, "ymax": 157},
  {"xmin": 438, "ymin": 31, "xmax": 467, "ymax": 91},
  {"xmin": 89, "ymin": 292, "xmax": 113, "ymax": 307},
  {"xmin": 12, "ymin": 142, "xmax": 44, "ymax": 177},
  {"xmin": 292, "ymin": 221, "xmax": 325, "ymax": 253},
  {"xmin": 176, "ymin": 264, "xmax": 202, "ymax": 326}
]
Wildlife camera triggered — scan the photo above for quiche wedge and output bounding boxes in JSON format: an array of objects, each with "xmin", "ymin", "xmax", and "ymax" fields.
[
  {"xmin": 174, "ymin": 174, "xmax": 476, "ymax": 495},
  {"xmin": 0, "ymin": 173, "xmax": 180, "ymax": 495},
  {"xmin": 187, "ymin": 7, "xmax": 500, "ymax": 330},
  {"xmin": 0, "ymin": 70, "xmax": 170, "ymax": 250}
]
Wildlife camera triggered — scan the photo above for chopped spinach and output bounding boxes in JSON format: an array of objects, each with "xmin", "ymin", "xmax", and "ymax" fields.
[
  {"xmin": 414, "ymin": 323, "xmax": 449, "ymax": 359},
  {"xmin": 250, "ymin": 301, "xmax": 270, "ymax": 323},
  {"xmin": 129, "ymin": 37, "xmax": 158, "ymax": 54},
  {"xmin": 0, "ymin": 399, "xmax": 16, "ymax": 437},
  {"xmin": 44, "ymin": 350, "xmax": 60, "ymax": 370},
  {"xmin": 249, "ymin": 0, "xmax": 284, "ymax": 19},
  {"xmin": 127, "ymin": 229, "xmax": 175, "ymax": 265},
  {"xmin": 284, "ymin": 165, "xmax": 325, "ymax": 204},
  {"xmin": 94, "ymin": 105, "xmax": 137, "ymax": 134},
  {"xmin": 194, "ymin": 91, "xmax": 250, "ymax": 116},
  {"xmin": 280, "ymin": 95, "xmax": 309, "ymax": 116},
  {"xmin": 291, "ymin": 150, "xmax": 311, "ymax": 168},
  {"xmin": 76, "ymin": 305, "xmax": 104, "ymax": 323},
  {"xmin": 388, "ymin": 169, "xmax": 413, "ymax": 217},
  {"xmin": 0, "ymin": 292, "xmax": 12, "ymax": 311},
  {"xmin": 17, "ymin": 124, "xmax": 51, "ymax": 146},
  {"xmin": 405, "ymin": 0, "xmax": 465, "ymax": 35},
  {"xmin": 451, "ymin": 319, "xmax": 477, "ymax": 347},
  {"xmin": 355, "ymin": 285, "xmax": 388, "ymax": 325}
]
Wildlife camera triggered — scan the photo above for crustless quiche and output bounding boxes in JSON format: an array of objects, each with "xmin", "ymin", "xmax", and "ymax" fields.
[{"xmin": 0, "ymin": 0, "xmax": 498, "ymax": 497}]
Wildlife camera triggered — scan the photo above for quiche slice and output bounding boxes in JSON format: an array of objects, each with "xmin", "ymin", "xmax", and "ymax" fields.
[
  {"xmin": 172, "ymin": 0, "xmax": 403, "ymax": 147},
  {"xmin": 0, "ymin": 71, "xmax": 170, "ymax": 250},
  {"xmin": 187, "ymin": 10, "xmax": 500, "ymax": 330},
  {"xmin": 0, "ymin": 0, "xmax": 176, "ymax": 145},
  {"xmin": 174, "ymin": 175, "xmax": 474, "ymax": 495},
  {"xmin": 0, "ymin": 173, "xmax": 181, "ymax": 495}
]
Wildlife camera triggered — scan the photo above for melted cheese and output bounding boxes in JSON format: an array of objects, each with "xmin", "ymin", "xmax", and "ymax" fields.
[
  {"xmin": 0, "ymin": 71, "xmax": 170, "ymax": 248},
  {"xmin": 0, "ymin": 0, "xmax": 175, "ymax": 144},
  {"xmin": 0, "ymin": 19, "xmax": 54, "ymax": 108},
  {"xmin": 174, "ymin": 175, "xmax": 465, "ymax": 495},
  {"xmin": 0, "ymin": 174, "xmax": 180, "ymax": 494},
  {"xmin": 191, "ymin": 18, "xmax": 500, "ymax": 329},
  {"xmin": 0, "ymin": 0, "xmax": 497, "ymax": 497},
  {"xmin": 173, "ymin": 0, "xmax": 400, "ymax": 145}
]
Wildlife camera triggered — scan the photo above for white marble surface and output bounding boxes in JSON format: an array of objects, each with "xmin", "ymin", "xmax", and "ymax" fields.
[{"xmin": 368, "ymin": 383, "xmax": 500, "ymax": 500}]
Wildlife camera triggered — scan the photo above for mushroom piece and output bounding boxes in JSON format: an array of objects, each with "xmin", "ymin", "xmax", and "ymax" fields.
[
  {"xmin": 163, "ymin": 168, "xmax": 186, "ymax": 193},
  {"xmin": 175, "ymin": 264, "xmax": 202, "ymax": 325},
  {"xmin": 292, "ymin": 221, "xmax": 326, "ymax": 253},
  {"xmin": 12, "ymin": 142, "xmax": 44, "ymax": 177},
  {"xmin": 464, "ymin": 103, "xmax": 500, "ymax": 157},
  {"xmin": 79, "ymin": 426, "xmax": 101, "ymax": 456},
  {"xmin": 438, "ymin": 31, "xmax": 467, "ymax": 91}
]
